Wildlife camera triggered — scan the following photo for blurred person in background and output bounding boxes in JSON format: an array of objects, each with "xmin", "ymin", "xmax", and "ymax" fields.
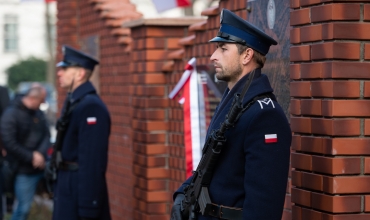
[
  {"xmin": 0, "ymin": 84, "xmax": 50, "ymax": 220},
  {"xmin": 51, "ymin": 45, "xmax": 111, "ymax": 220},
  {"xmin": 0, "ymin": 85, "xmax": 10, "ymax": 220},
  {"xmin": 0, "ymin": 86, "xmax": 10, "ymax": 117}
]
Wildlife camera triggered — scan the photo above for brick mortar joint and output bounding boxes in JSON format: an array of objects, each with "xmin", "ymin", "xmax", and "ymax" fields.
[{"xmin": 293, "ymin": 2, "xmax": 362, "ymax": 10}]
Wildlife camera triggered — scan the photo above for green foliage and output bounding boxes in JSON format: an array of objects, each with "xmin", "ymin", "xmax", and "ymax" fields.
[{"xmin": 5, "ymin": 57, "xmax": 47, "ymax": 90}]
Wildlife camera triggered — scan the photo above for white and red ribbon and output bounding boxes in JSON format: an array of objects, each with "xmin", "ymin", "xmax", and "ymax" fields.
[
  {"xmin": 168, "ymin": 57, "xmax": 196, "ymax": 100},
  {"xmin": 169, "ymin": 58, "xmax": 206, "ymax": 178}
]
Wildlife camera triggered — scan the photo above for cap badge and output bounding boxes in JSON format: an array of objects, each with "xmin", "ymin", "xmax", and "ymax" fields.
[
  {"xmin": 220, "ymin": 9, "xmax": 223, "ymax": 23},
  {"xmin": 267, "ymin": 0, "xmax": 276, "ymax": 29}
]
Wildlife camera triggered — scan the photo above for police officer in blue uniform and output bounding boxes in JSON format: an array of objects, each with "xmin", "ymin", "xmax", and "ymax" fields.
[
  {"xmin": 53, "ymin": 45, "xmax": 111, "ymax": 220},
  {"xmin": 171, "ymin": 9, "xmax": 291, "ymax": 220}
]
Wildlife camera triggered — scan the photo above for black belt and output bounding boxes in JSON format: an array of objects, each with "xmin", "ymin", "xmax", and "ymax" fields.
[
  {"xmin": 205, "ymin": 203, "xmax": 242, "ymax": 220},
  {"xmin": 58, "ymin": 161, "xmax": 79, "ymax": 171}
]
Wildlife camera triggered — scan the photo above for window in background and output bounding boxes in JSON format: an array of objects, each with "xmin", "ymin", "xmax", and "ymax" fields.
[{"xmin": 4, "ymin": 14, "xmax": 18, "ymax": 53}]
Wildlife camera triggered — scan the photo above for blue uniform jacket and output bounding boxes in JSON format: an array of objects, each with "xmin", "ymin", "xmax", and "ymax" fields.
[
  {"xmin": 175, "ymin": 69, "xmax": 291, "ymax": 219},
  {"xmin": 53, "ymin": 81, "xmax": 111, "ymax": 220}
]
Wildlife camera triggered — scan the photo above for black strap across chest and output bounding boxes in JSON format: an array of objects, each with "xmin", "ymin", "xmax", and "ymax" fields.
[{"xmin": 55, "ymin": 93, "xmax": 93, "ymax": 152}]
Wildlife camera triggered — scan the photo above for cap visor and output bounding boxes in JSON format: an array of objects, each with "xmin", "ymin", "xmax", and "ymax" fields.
[
  {"xmin": 209, "ymin": 36, "xmax": 236, "ymax": 43},
  {"xmin": 56, "ymin": 61, "xmax": 70, "ymax": 68}
]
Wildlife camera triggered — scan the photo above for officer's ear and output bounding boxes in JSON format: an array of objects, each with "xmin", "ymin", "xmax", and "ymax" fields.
[
  {"xmin": 76, "ymin": 67, "xmax": 87, "ymax": 81},
  {"xmin": 241, "ymin": 48, "xmax": 254, "ymax": 66}
]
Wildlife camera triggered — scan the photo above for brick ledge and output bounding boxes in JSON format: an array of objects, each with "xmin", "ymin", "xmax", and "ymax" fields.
[{"xmin": 123, "ymin": 18, "xmax": 205, "ymax": 28}]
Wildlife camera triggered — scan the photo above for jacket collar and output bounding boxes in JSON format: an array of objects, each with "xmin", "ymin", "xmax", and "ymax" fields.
[
  {"xmin": 14, "ymin": 96, "xmax": 37, "ymax": 114},
  {"xmin": 70, "ymin": 81, "xmax": 96, "ymax": 102},
  {"xmin": 217, "ymin": 68, "xmax": 273, "ymax": 112}
]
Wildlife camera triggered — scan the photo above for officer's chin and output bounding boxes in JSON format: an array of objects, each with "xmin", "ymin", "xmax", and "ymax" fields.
[
  {"xmin": 60, "ymin": 83, "xmax": 69, "ymax": 90},
  {"xmin": 215, "ymin": 74, "xmax": 227, "ymax": 83}
]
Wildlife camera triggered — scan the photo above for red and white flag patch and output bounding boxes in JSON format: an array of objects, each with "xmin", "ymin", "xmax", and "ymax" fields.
[
  {"xmin": 87, "ymin": 117, "xmax": 97, "ymax": 125},
  {"xmin": 265, "ymin": 134, "xmax": 277, "ymax": 143}
]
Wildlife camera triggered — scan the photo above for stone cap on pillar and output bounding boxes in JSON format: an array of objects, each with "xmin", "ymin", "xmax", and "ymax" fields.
[{"xmin": 122, "ymin": 17, "xmax": 205, "ymax": 28}]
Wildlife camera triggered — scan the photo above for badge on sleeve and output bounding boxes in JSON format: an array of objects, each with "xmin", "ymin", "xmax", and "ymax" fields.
[
  {"xmin": 87, "ymin": 117, "xmax": 97, "ymax": 125},
  {"xmin": 265, "ymin": 134, "xmax": 277, "ymax": 143}
]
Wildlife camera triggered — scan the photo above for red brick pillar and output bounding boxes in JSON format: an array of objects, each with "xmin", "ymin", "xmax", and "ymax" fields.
[
  {"xmin": 290, "ymin": 1, "xmax": 370, "ymax": 219},
  {"xmin": 124, "ymin": 18, "xmax": 202, "ymax": 220}
]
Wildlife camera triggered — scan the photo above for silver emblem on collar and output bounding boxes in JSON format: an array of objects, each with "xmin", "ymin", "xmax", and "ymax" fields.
[{"xmin": 257, "ymin": 98, "xmax": 275, "ymax": 109}]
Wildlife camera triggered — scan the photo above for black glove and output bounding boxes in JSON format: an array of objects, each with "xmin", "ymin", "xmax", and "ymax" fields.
[{"xmin": 171, "ymin": 194, "xmax": 185, "ymax": 220}]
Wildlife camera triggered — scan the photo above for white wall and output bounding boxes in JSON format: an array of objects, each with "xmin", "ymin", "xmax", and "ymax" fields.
[
  {"xmin": 130, "ymin": 0, "xmax": 185, "ymax": 18},
  {"xmin": 0, "ymin": 0, "xmax": 56, "ymax": 86},
  {"xmin": 130, "ymin": 0, "xmax": 211, "ymax": 18}
]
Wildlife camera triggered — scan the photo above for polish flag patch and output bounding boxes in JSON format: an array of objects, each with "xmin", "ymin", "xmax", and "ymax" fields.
[
  {"xmin": 87, "ymin": 117, "xmax": 97, "ymax": 125},
  {"xmin": 265, "ymin": 134, "xmax": 277, "ymax": 143}
]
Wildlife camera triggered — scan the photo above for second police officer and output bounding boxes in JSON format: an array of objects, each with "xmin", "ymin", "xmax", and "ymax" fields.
[{"xmin": 52, "ymin": 45, "xmax": 111, "ymax": 220}]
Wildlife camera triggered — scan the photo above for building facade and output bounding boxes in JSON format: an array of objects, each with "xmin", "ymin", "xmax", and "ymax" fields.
[{"xmin": 0, "ymin": 0, "xmax": 56, "ymax": 85}]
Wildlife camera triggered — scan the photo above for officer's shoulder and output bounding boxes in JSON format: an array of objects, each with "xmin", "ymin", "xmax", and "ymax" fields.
[
  {"xmin": 252, "ymin": 97, "xmax": 278, "ymax": 110},
  {"xmin": 79, "ymin": 94, "xmax": 100, "ymax": 104},
  {"xmin": 245, "ymin": 97, "xmax": 284, "ymax": 118},
  {"xmin": 78, "ymin": 95, "xmax": 107, "ymax": 111}
]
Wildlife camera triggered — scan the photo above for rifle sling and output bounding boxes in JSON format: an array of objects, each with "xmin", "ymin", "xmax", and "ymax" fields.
[
  {"xmin": 55, "ymin": 93, "xmax": 91, "ymax": 152},
  {"xmin": 201, "ymin": 93, "xmax": 274, "ymax": 219}
]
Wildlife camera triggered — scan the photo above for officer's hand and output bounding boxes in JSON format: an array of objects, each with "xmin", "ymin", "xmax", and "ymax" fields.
[{"xmin": 170, "ymin": 194, "xmax": 185, "ymax": 220}]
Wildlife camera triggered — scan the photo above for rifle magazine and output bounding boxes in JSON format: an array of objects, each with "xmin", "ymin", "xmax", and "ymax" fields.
[{"xmin": 199, "ymin": 187, "xmax": 212, "ymax": 215}]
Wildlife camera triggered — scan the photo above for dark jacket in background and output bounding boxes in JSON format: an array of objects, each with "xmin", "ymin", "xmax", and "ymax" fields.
[
  {"xmin": 0, "ymin": 97, "xmax": 50, "ymax": 174},
  {"xmin": 0, "ymin": 86, "xmax": 10, "ymax": 157},
  {"xmin": 0, "ymin": 86, "xmax": 10, "ymax": 117}
]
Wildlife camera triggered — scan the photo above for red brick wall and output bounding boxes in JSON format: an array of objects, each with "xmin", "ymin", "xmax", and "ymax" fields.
[
  {"xmin": 129, "ymin": 24, "xmax": 191, "ymax": 220},
  {"xmin": 290, "ymin": 1, "xmax": 370, "ymax": 219}
]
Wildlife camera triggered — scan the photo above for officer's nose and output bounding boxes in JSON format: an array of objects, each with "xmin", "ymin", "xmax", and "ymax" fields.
[
  {"xmin": 57, "ymin": 69, "xmax": 64, "ymax": 77},
  {"xmin": 210, "ymin": 50, "xmax": 217, "ymax": 62}
]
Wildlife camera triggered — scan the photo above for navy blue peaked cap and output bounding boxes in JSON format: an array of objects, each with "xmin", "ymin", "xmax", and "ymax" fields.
[
  {"xmin": 210, "ymin": 9, "xmax": 278, "ymax": 55},
  {"xmin": 56, "ymin": 45, "xmax": 99, "ymax": 71}
]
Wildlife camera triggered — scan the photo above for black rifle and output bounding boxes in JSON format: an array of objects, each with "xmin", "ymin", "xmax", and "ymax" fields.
[
  {"xmin": 44, "ymin": 88, "xmax": 74, "ymax": 196},
  {"xmin": 180, "ymin": 71, "xmax": 256, "ymax": 220}
]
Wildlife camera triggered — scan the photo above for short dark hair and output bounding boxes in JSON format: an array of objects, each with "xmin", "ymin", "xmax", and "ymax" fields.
[
  {"xmin": 236, "ymin": 44, "xmax": 266, "ymax": 68},
  {"xmin": 84, "ymin": 68, "xmax": 93, "ymax": 80}
]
